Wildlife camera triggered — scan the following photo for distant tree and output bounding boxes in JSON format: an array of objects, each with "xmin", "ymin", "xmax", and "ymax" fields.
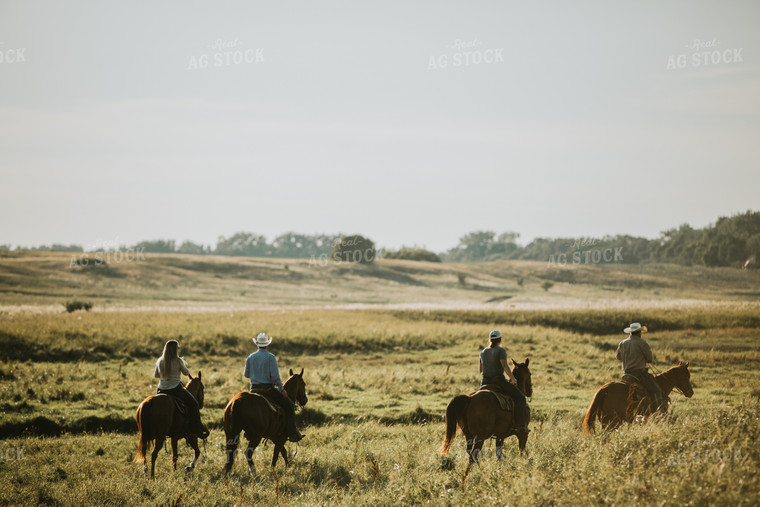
[
  {"xmin": 177, "ymin": 241, "xmax": 209, "ymax": 255},
  {"xmin": 330, "ymin": 235, "xmax": 376, "ymax": 264},
  {"xmin": 444, "ymin": 230, "xmax": 520, "ymax": 261},
  {"xmin": 541, "ymin": 281, "xmax": 554, "ymax": 292},
  {"xmin": 133, "ymin": 239, "xmax": 176, "ymax": 253},
  {"xmin": 215, "ymin": 233, "xmax": 269, "ymax": 257}
]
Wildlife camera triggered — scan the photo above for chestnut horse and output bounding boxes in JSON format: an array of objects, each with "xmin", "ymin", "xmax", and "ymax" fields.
[
  {"xmin": 582, "ymin": 361, "xmax": 693, "ymax": 434},
  {"xmin": 135, "ymin": 371, "xmax": 205, "ymax": 478},
  {"xmin": 439, "ymin": 359, "xmax": 532, "ymax": 462},
  {"xmin": 223, "ymin": 369, "xmax": 308, "ymax": 475}
]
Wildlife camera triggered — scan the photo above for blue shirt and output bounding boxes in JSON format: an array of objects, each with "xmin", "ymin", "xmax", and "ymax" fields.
[{"xmin": 244, "ymin": 349, "xmax": 283, "ymax": 391}]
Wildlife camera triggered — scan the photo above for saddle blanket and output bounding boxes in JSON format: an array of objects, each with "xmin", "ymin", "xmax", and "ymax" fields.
[{"xmin": 477, "ymin": 389, "xmax": 514, "ymax": 411}]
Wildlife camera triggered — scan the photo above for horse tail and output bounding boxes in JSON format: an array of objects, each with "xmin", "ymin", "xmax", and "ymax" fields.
[
  {"xmin": 438, "ymin": 395, "xmax": 471, "ymax": 456},
  {"xmin": 223, "ymin": 397, "xmax": 240, "ymax": 474},
  {"xmin": 134, "ymin": 400, "xmax": 152, "ymax": 463},
  {"xmin": 582, "ymin": 388, "xmax": 606, "ymax": 435}
]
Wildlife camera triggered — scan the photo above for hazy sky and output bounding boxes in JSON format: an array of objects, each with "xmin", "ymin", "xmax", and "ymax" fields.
[{"xmin": 1, "ymin": 1, "xmax": 758, "ymax": 252}]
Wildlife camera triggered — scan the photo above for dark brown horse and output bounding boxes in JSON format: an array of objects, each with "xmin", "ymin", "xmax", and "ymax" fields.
[
  {"xmin": 135, "ymin": 372, "xmax": 205, "ymax": 478},
  {"xmin": 223, "ymin": 369, "xmax": 308, "ymax": 475},
  {"xmin": 582, "ymin": 361, "xmax": 693, "ymax": 434},
  {"xmin": 439, "ymin": 359, "xmax": 532, "ymax": 462}
]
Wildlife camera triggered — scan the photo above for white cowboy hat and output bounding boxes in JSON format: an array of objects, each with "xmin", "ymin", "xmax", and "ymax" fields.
[
  {"xmin": 624, "ymin": 323, "xmax": 648, "ymax": 334},
  {"xmin": 489, "ymin": 330, "xmax": 502, "ymax": 340},
  {"xmin": 253, "ymin": 332, "xmax": 272, "ymax": 347}
]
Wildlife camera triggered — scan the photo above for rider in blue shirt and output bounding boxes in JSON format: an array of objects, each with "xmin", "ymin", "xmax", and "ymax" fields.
[{"xmin": 244, "ymin": 333, "xmax": 304, "ymax": 442}]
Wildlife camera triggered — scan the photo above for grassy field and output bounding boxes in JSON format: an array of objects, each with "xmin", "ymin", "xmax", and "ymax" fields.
[
  {"xmin": 2, "ymin": 251, "xmax": 760, "ymax": 311},
  {"xmin": 1, "ymin": 252, "xmax": 759, "ymax": 505},
  {"xmin": 1, "ymin": 305, "xmax": 759, "ymax": 505}
]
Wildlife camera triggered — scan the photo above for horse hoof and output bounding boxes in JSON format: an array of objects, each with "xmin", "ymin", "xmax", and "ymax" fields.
[{"xmin": 185, "ymin": 465, "xmax": 195, "ymax": 472}]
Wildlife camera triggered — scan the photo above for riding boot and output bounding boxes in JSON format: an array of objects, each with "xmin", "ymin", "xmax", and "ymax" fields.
[
  {"xmin": 191, "ymin": 418, "xmax": 209, "ymax": 439},
  {"xmin": 512, "ymin": 406, "xmax": 530, "ymax": 436}
]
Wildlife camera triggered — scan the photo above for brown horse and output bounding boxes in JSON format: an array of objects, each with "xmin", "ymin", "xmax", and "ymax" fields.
[
  {"xmin": 439, "ymin": 359, "xmax": 532, "ymax": 463},
  {"xmin": 582, "ymin": 361, "xmax": 693, "ymax": 434},
  {"xmin": 135, "ymin": 372, "xmax": 206, "ymax": 478},
  {"xmin": 223, "ymin": 369, "xmax": 308, "ymax": 475}
]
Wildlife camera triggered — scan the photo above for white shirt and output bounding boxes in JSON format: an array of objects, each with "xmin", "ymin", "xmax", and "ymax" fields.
[{"xmin": 153, "ymin": 357, "xmax": 189, "ymax": 390}]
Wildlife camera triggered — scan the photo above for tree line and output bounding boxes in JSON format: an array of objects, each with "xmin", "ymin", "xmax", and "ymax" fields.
[{"xmin": 6, "ymin": 210, "xmax": 758, "ymax": 268}]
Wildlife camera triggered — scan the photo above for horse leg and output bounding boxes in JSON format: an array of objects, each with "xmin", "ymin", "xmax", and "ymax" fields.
[
  {"xmin": 517, "ymin": 432, "xmax": 529, "ymax": 456},
  {"xmin": 186, "ymin": 436, "xmax": 200, "ymax": 471},
  {"xmin": 470, "ymin": 438, "xmax": 484, "ymax": 463},
  {"xmin": 224, "ymin": 432, "xmax": 240, "ymax": 475},
  {"xmin": 171, "ymin": 437, "xmax": 179, "ymax": 471},
  {"xmin": 495, "ymin": 438, "xmax": 504, "ymax": 461},
  {"xmin": 245, "ymin": 435, "xmax": 261, "ymax": 474},
  {"xmin": 151, "ymin": 437, "xmax": 165, "ymax": 479},
  {"xmin": 272, "ymin": 439, "xmax": 288, "ymax": 468}
]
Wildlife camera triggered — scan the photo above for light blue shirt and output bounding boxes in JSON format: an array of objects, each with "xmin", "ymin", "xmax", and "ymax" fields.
[{"xmin": 244, "ymin": 349, "xmax": 283, "ymax": 391}]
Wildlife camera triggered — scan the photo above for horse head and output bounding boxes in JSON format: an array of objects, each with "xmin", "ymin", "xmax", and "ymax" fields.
[
  {"xmin": 672, "ymin": 361, "xmax": 693, "ymax": 398},
  {"xmin": 285, "ymin": 368, "xmax": 308, "ymax": 408},
  {"xmin": 186, "ymin": 371, "xmax": 205, "ymax": 409},
  {"xmin": 511, "ymin": 358, "xmax": 532, "ymax": 398}
]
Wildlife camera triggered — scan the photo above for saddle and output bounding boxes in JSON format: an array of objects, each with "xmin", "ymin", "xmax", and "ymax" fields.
[
  {"xmin": 158, "ymin": 393, "xmax": 188, "ymax": 416},
  {"xmin": 477, "ymin": 386, "xmax": 514, "ymax": 412},
  {"xmin": 249, "ymin": 387, "xmax": 284, "ymax": 415}
]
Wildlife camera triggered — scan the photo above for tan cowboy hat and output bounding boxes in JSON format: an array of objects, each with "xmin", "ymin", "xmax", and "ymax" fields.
[
  {"xmin": 624, "ymin": 323, "xmax": 648, "ymax": 334},
  {"xmin": 253, "ymin": 332, "xmax": 272, "ymax": 347}
]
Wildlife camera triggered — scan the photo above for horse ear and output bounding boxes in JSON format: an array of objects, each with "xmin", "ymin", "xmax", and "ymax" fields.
[
  {"xmin": 188, "ymin": 372, "xmax": 194, "ymax": 380},
  {"xmin": 289, "ymin": 368, "xmax": 294, "ymax": 376},
  {"xmin": 525, "ymin": 358, "xmax": 529, "ymax": 366},
  {"xmin": 198, "ymin": 371, "xmax": 201, "ymax": 380},
  {"xmin": 511, "ymin": 358, "xmax": 517, "ymax": 367},
  {"xmin": 300, "ymin": 367, "xmax": 304, "ymax": 376},
  {"xmin": 678, "ymin": 360, "xmax": 683, "ymax": 366},
  {"xmin": 685, "ymin": 361, "xmax": 689, "ymax": 367}
]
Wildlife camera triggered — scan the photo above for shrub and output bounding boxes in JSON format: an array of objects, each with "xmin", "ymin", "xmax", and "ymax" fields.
[
  {"xmin": 383, "ymin": 248, "xmax": 441, "ymax": 262},
  {"xmin": 64, "ymin": 300, "xmax": 93, "ymax": 313},
  {"xmin": 330, "ymin": 235, "xmax": 377, "ymax": 265},
  {"xmin": 541, "ymin": 281, "xmax": 554, "ymax": 292}
]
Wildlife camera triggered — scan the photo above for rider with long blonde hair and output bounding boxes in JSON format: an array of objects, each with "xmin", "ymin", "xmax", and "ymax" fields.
[{"xmin": 154, "ymin": 340, "xmax": 209, "ymax": 439}]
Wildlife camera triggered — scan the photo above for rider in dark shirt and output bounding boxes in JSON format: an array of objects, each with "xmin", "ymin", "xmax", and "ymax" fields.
[{"xmin": 479, "ymin": 330, "xmax": 529, "ymax": 435}]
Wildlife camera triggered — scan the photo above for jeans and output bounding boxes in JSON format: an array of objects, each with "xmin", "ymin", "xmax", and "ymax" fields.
[
  {"xmin": 627, "ymin": 368, "xmax": 665, "ymax": 411},
  {"xmin": 157, "ymin": 384, "xmax": 205, "ymax": 434},
  {"xmin": 481, "ymin": 375, "xmax": 528, "ymax": 429}
]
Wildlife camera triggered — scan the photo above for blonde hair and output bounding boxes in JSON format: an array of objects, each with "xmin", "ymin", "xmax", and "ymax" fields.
[{"xmin": 158, "ymin": 340, "xmax": 186, "ymax": 378}]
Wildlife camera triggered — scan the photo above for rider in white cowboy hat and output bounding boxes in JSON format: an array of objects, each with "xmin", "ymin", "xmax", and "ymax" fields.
[
  {"xmin": 616, "ymin": 323, "xmax": 665, "ymax": 413},
  {"xmin": 243, "ymin": 333, "xmax": 305, "ymax": 442}
]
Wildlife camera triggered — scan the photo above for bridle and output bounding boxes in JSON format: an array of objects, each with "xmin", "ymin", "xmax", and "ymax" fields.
[{"xmin": 650, "ymin": 364, "xmax": 690, "ymax": 398}]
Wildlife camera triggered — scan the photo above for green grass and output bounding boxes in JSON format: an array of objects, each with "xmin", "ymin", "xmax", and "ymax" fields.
[{"xmin": 0, "ymin": 305, "xmax": 759, "ymax": 505}]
